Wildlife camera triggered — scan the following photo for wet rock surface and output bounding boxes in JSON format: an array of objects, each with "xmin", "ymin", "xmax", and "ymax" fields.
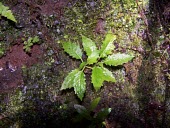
[
  {"xmin": 0, "ymin": 68, "xmax": 22, "ymax": 93},
  {"xmin": 0, "ymin": 0, "xmax": 170, "ymax": 128}
]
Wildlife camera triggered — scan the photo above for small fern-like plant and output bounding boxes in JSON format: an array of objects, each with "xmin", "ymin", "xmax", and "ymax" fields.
[
  {"xmin": 23, "ymin": 36, "xmax": 40, "ymax": 53},
  {"xmin": 61, "ymin": 32, "xmax": 134, "ymax": 100},
  {"xmin": 0, "ymin": 2, "xmax": 17, "ymax": 22}
]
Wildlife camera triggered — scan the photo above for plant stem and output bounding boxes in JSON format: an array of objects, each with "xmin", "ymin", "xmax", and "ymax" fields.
[
  {"xmin": 80, "ymin": 58, "xmax": 83, "ymax": 62},
  {"xmin": 85, "ymin": 66, "xmax": 92, "ymax": 69}
]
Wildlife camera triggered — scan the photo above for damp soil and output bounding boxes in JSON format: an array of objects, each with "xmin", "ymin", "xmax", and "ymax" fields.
[{"xmin": 0, "ymin": 44, "xmax": 43, "ymax": 93}]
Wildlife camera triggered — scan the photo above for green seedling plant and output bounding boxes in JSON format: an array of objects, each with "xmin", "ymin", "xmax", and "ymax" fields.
[
  {"xmin": 0, "ymin": 2, "xmax": 17, "ymax": 22},
  {"xmin": 74, "ymin": 97, "xmax": 111, "ymax": 128},
  {"xmin": 23, "ymin": 36, "xmax": 40, "ymax": 53},
  {"xmin": 61, "ymin": 32, "xmax": 134, "ymax": 100}
]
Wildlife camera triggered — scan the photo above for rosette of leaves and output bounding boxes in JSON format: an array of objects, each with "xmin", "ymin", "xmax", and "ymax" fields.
[
  {"xmin": 61, "ymin": 32, "xmax": 134, "ymax": 100},
  {"xmin": 0, "ymin": 2, "xmax": 17, "ymax": 22}
]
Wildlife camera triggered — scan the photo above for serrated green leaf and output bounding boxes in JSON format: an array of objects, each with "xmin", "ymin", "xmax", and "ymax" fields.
[
  {"xmin": 32, "ymin": 36, "xmax": 39, "ymax": 43},
  {"xmin": 92, "ymin": 66, "xmax": 116, "ymax": 91},
  {"xmin": 61, "ymin": 69, "xmax": 86, "ymax": 100},
  {"xmin": 24, "ymin": 41, "xmax": 27, "ymax": 45},
  {"xmin": 82, "ymin": 35, "xmax": 99, "ymax": 64},
  {"xmin": 87, "ymin": 51, "xmax": 99, "ymax": 64},
  {"xmin": 63, "ymin": 42, "xmax": 83, "ymax": 60},
  {"xmin": 0, "ymin": 3, "xmax": 8, "ymax": 13},
  {"xmin": 79, "ymin": 62, "xmax": 86, "ymax": 70},
  {"xmin": 4, "ymin": 10, "xmax": 17, "ymax": 22},
  {"xmin": 104, "ymin": 53, "xmax": 134, "ymax": 66},
  {"xmin": 99, "ymin": 32, "xmax": 116, "ymax": 58},
  {"xmin": 73, "ymin": 71, "xmax": 86, "ymax": 101},
  {"xmin": 81, "ymin": 35, "xmax": 97, "ymax": 56},
  {"xmin": 90, "ymin": 97, "xmax": 101, "ymax": 111},
  {"xmin": 27, "ymin": 38, "xmax": 32, "ymax": 43},
  {"xmin": 23, "ymin": 46, "xmax": 31, "ymax": 52},
  {"xmin": 61, "ymin": 69, "xmax": 79, "ymax": 90},
  {"xmin": 28, "ymin": 42, "xmax": 33, "ymax": 47},
  {"xmin": 0, "ymin": 2, "xmax": 17, "ymax": 22}
]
